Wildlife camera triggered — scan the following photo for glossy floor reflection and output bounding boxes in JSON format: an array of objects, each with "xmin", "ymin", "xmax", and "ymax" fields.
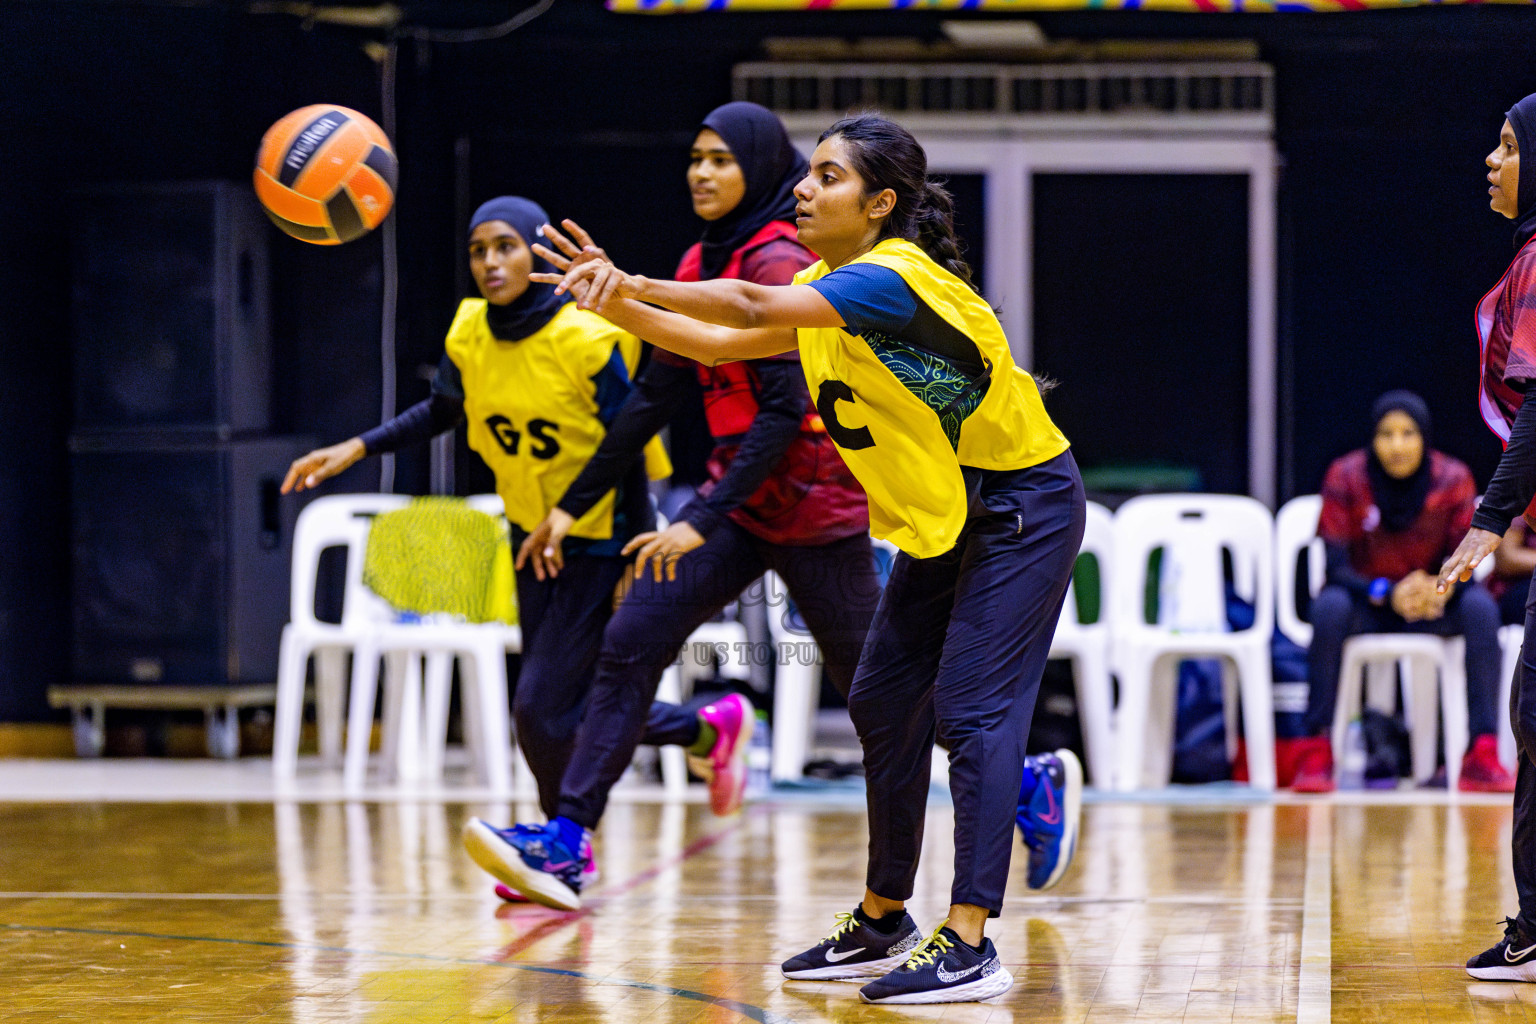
[{"xmin": 0, "ymin": 788, "xmax": 1525, "ymax": 1022}]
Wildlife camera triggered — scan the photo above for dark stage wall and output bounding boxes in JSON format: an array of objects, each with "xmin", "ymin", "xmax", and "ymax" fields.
[{"xmin": 1, "ymin": 0, "xmax": 1534, "ymax": 719}]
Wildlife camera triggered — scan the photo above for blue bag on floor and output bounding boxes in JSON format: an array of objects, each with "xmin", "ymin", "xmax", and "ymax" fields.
[{"xmin": 1171, "ymin": 584, "xmax": 1255, "ymax": 784}]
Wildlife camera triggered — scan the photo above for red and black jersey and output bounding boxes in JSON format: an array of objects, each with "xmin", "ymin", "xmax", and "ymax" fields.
[
  {"xmin": 1476, "ymin": 238, "xmax": 1536, "ymax": 529},
  {"xmin": 667, "ymin": 221, "xmax": 869, "ymax": 546}
]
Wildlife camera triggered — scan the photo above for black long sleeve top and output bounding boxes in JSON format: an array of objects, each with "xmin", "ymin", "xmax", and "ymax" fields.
[
  {"xmin": 1472, "ymin": 388, "xmax": 1536, "ymax": 535},
  {"xmin": 557, "ymin": 355, "xmax": 806, "ymax": 536}
]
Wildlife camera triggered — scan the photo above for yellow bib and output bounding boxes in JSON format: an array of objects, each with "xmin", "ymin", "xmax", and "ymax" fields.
[
  {"xmin": 794, "ymin": 238, "xmax": 1069, "ymax": 558},
  {"xmin": 445, "ymin": 299, "xmax": 671, "ymax": 539}
]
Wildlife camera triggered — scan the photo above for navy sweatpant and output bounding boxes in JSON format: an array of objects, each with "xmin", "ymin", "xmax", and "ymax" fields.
[
  {"xmin": 514, "ymin": 554, "xmax": 698, "ymax": 820},
  {"xmin": 1510, "ymin": 571, "xmax": 1536, "ymax": 935},
  {"xmin": 853, "ymin": 451, "xmax": 1084, "ymax": 915},
  {"xmin": 556, "ymin": 523, "xmax": 881, "ymax": 828},
  {"xmin": 1301, "ymin": 582, "xmax": 1501, "ymax": 739}
]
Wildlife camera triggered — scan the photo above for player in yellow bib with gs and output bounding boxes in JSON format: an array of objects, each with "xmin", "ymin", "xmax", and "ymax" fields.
[
  {"xmin": 283, "ymin": 197, "xmax": 738, "ymax": 901},
  {"xmin": 537, "ymin": 115, "xmax": 1087, "ymax": 1005}
]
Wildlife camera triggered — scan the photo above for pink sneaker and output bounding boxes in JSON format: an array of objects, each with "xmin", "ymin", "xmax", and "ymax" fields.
[
  {"xmin": 688, "ymin": 693, "xmax": 754, "ymax": 816},
  {"xmin": 494, "ymin": 849, "xmax": 599, "ymax": 903}
]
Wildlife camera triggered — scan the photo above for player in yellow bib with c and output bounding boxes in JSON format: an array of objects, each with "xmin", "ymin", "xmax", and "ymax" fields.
[{"xmin": 537, "ymin": 115, "xmax": 1086, "ymax": 1005}]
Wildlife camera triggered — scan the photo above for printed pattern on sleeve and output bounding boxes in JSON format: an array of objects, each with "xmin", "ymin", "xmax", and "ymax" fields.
[{"xmin": 1501, "ymin": 246, "xmax": 1536, "ymax": 384}]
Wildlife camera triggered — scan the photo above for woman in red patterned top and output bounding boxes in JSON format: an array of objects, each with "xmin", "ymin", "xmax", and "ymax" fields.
[
  {"xmin": 1444, "ymin": 93, "xmax": 1536, "ymax": 982},
  {"xmin": 1290, "ymin": 390, "xmax": 1512, "ymax": 793}
]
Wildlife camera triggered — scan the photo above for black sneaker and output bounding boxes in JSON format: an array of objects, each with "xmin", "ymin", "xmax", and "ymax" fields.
[
  {"xmin": 858, "ymin": 924, "xmax": 1013, "ymax": 1005},
  {"xmin": 1467, "ymin": 918, "xmax": 1536, "ymax": 981},
  {"xmin": 781, "ymin": 908, "xmax": 923, "ymax": 981}
]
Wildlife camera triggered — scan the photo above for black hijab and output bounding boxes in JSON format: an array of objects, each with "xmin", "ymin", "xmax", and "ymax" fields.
[
  {"xmin": 1506, "ymin": 94, "xmax": 1536, "ymax": 251},
  {"xmin": 1366, "ymin": 390, "xmax": 1434, "ymax": 533},
  {"xmin": 468, "ymin": 196, "xmax": 570, "ymax": 341},
  {"xmin": 695, "ymin": 102, "xmax": 808, "ymax": 280}
]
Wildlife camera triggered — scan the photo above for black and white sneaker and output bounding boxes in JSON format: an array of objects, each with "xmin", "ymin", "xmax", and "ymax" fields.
[
  {"xmin": 781, "ymin": 908, "xmax": 923, "ymax": 981},
  {"xmin": 1467, "ymin": 918, "xmax": 1536, "ymax": 981},
  {"xmin": 858, "ymin": 924, "xmax": 1014, "ymax": 1004}
]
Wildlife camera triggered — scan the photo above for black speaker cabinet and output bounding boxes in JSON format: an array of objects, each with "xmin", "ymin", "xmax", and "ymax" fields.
[
  {"xmin": 70, "ymin": 181, "xmax": 271, "ymax": 437},
  {"xmin": 70, "ymin": 436, "xmax": 312, "ymax": 687}
]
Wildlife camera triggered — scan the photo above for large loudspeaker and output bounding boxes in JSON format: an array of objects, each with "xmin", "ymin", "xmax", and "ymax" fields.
[
  {"xmin": 71, "ymin": 181, "xmax": 270, "ymax": 436},
  {"xmin": 70, "ymin": 437, "xmax": 311, "ymax": 687}
]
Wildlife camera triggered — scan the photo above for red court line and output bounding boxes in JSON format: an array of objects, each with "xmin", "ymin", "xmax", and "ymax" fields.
[{"xmin": 495, "ymin": 802, "xmax": 768, "ymax": 959}]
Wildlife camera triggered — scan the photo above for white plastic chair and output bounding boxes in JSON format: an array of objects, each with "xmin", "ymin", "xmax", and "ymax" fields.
[
  {"xmin": 764, "ymin": 570, "xmax": 819, "ymax": 783},
  {"xmin": 1276, "ymin": 494, "xmax": 1479, "ymax": 789},
  {"xmin": 763, "ymin": 537, "xmax": 894, "ymax": 784},
  {"xmin": 1276, "ymin": 495, "xmax": 1408, "ymax": 728},
  {"xmin": 1048, "ymin": 501, "xmax": 1117, "ymax": 789},
  {"xmin": 413, "ymin": 494, "xmax": 531, "ymax": 790},
  {"xmin": 1500, "ymin": 624, "xmax": 1522, "ymax": 768},
  {"xmin": 341, "ymin": 495, "xmax": 516, "ymax": 792},
  {"xmin": 273, "ymin": 493, "xmax": 410, "ymax": 781},
  {"xmin": 1111, "ymin": 494, "xmax": 1276, "ymax": 792}
]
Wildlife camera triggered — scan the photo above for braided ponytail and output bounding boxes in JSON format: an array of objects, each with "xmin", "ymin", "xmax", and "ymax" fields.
[
  {"xmin": 911, "ymin": 179, "xmax": 978, "ymax": 294},
  {"xmin": 818, "ymin": 113, "xmax": 982, "ymax": 295},
  {"xmin": 820, "ymin": 113, "xmax": 1057, "ymax": 395}
]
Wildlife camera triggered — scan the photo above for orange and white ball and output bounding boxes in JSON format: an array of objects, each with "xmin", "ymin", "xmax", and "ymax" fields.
[{"xmin": 253, "ymin": 104, "xmax": 397, "ymax": 245}]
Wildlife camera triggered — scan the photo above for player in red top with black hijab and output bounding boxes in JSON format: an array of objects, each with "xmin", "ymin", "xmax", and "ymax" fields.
[{"xmin": 1435, "ymin": 92, "xmax": 1536, "ymax": 982}]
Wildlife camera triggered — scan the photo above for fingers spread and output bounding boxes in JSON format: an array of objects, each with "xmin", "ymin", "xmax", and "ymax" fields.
[
  {"xmin": 530, "ymin": 242, "xmax": 571, "ymax": 271},
  {"xmin": 538, "ymin": 223, "xmax": 582, "ymax": 258},
  {"xmin": 564, "ymin": 219, "xmax": 596, "ymax": 249},
  {"xmin": 621, "ymin": 531, "xmax": 657, "ymax": 557}
]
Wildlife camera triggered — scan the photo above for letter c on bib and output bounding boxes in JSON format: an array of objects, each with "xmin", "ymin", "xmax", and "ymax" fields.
[{"xmin": 815, "ymin": 379, "xmax": 874, "ymax": 451}]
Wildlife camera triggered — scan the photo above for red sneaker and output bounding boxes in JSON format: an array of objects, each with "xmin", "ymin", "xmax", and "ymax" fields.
[
  {"xmin": 1290, "ymin": 735, "xmax": 1336, "ymax": 793},
  {"xmin": 1459, "ymin": 734, "xmax": 1516, "ymax": 793}
]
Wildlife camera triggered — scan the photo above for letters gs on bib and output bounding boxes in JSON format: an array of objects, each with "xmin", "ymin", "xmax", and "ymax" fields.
[
  {"xmin": 815, "ymin": 380, "xmax": 874, "ymax": 451},
  {"xmin": 486, "ymin": 415, "xmax": 561, "ymax": 459}
]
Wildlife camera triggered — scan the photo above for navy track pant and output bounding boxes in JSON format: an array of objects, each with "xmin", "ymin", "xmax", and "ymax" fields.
[
  {"xmin": 556, "ymin": 522, "xmax": 881, "ymax": 828},
  {"xmin": 514, "ymin": 554, "xmax": 698, "ymax": 821},
  {"xmin": 1510, "ymin": 569, "xmax": 1536, "ymax": 936},
  {"xmin": 853, "ymin": 451, "xmax": 1084, "ymax": 915}
]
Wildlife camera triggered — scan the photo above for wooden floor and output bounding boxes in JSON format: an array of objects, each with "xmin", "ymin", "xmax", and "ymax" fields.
[{"xmin": 0, "ymin": 775, "xmax": 1529, "ymax": 1023}]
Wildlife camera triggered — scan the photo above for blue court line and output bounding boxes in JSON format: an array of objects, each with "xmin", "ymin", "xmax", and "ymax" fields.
[{"xmin": 1, "ymin": 922, "xmax": 798, "ymax": 1024}]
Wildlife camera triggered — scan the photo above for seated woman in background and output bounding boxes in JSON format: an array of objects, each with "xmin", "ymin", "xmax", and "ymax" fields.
[{"xmin": 1290, "ymin": 390, "xmax": 1514, "ymax": 793}]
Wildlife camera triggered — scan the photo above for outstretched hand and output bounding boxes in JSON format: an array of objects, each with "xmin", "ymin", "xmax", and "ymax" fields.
[
  {"xmin": 281, "ymin": 438, "xmax": 365, "ymax": 494},
  {"xmin": 1437, "ymin": 526, "xmax": 1501, "ymax": 593},
  {"xmin": 529, "ymin": 219, "xmax": 647, "ymax": 314}
]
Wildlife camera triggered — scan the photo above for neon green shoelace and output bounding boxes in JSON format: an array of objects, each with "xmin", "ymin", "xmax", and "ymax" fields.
[
  {"xmin": 822, "ymin": 911, "xmax": 859, "ymax": 944},
  {"xmin": 902, "ymin": 924, "xmax": 955, "ymax": 970}
]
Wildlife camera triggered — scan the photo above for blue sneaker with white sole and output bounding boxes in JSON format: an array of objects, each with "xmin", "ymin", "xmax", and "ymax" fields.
[
  {"xmin": 463, "ymin": 818, "xmax": 588, "ymax": 911},
  {"xmin": 1016, "ymin": 749, "xmax": 1082, "ymax": 891},
  {"xmin": 857, "ymin": 924, "xmax": 1013, "ymax": 1004}
]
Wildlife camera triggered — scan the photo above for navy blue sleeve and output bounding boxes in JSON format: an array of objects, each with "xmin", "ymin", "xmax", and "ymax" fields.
[
  {"xmin": 558, "ymin": 356, "xmax": 692, "ymax": 520},
  {"xmin": 806, "ymin": 264, "xmax": 918, "ymax": 338},
  {"xmin": 1322, "ymin": 540, "xmax": 1372, "ymax": 600},
  {"xmin": 430, "ymin": 353, "xmax": 465, "ymax": 402},
  {"xmin": 590, "ymin": 346, "xmax": 633, "ymax": 428},
  {"xmin": 358, "ymin": 394, "xmax": 464, "ymax": 455},
  {"xmin": 678, "ymin": 359, "xmax": 804, "ymax": 536},
  {"xmin": 1473, "ymin": 394, "xmax": 1536, "ymax": 534}
]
